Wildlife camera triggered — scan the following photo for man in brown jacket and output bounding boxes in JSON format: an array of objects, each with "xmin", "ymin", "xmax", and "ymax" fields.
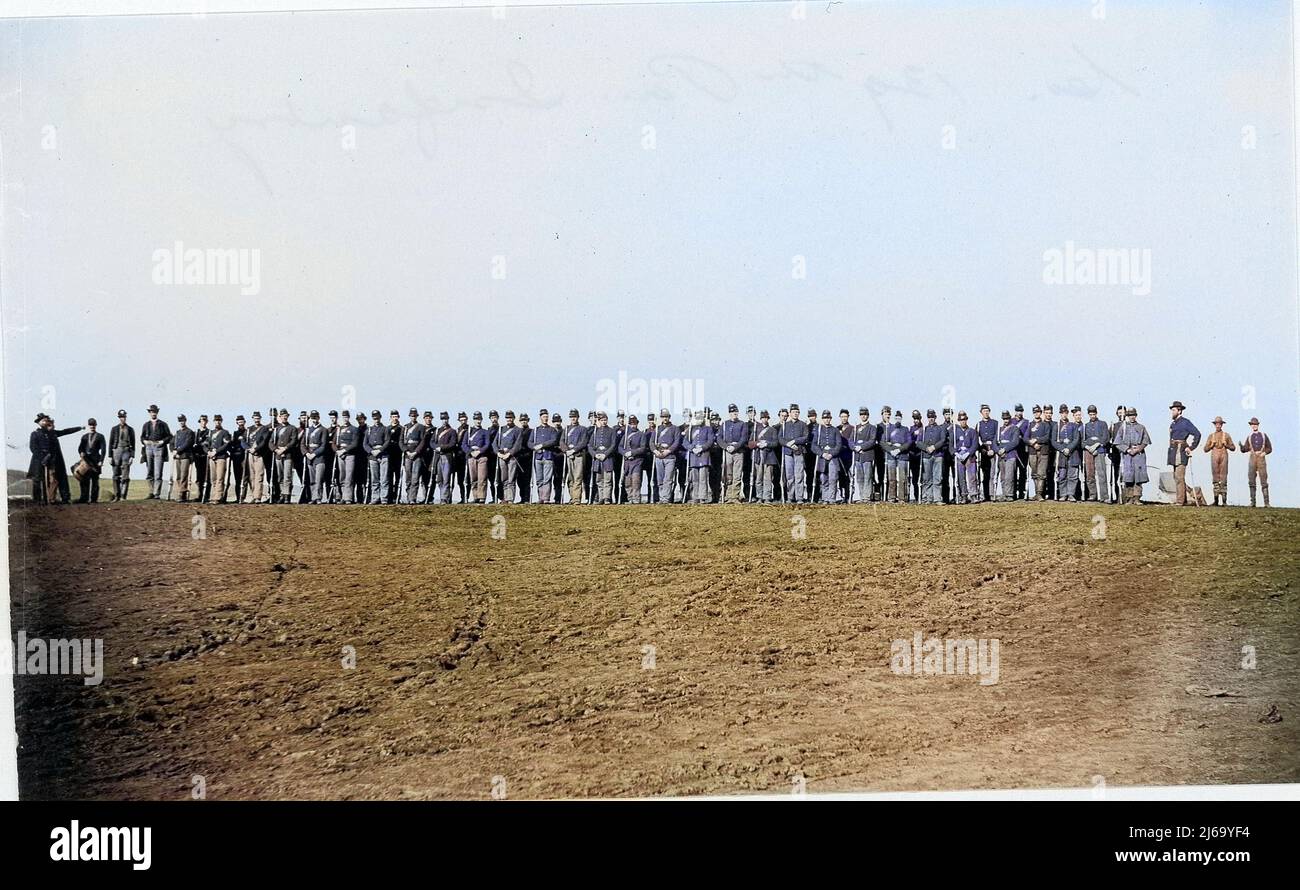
[
  {"xmin": 1201, "ymin": 416, "xmax": 1236, "ymax": 506},
  {"xmin": 1239, "ymin": 418, "xmax": 1273, "ymax": 507}
]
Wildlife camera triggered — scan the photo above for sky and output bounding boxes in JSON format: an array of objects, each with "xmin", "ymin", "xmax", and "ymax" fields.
[{"xmin": 1, "ymin": 0, "xmax": 1297, "ymax": 504}]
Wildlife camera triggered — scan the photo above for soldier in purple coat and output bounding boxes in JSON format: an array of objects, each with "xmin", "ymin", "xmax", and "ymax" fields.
[
  {"xmin": 462, "ymin": 412, "xmax": 492, "ymax": 504},
  {"xmin": 994, "ymin": 410, "xmax": 1022, "ymax": 502},
  {"xmin": 849, "ymin": 408, "xmax": 879, "ymax": 503},
  {"xmin": 719, "ymin": 404, "xmax": 749, "ymax": 503},
  {"xmin": 1013, "ymin": 404, "xmax": 1031, "ymax": 499},
  {"xmin": 917, "ymin": 409, "xmax": 947, "ymax": 504},
  {"xmin": 619, "ymin": 415, "xmax": 650, "ymax": 503},
  {"xmin": 1051, "ymin": 403, "xmax": 1082, "ymax": 502},
  {"xmin": 952, "ymin": 412, "xmax": 980, "ymax": 504},
  {"xmin": 813, "ymin": 410, "xmax": 843, "ymax": 504},
  {"xmin": 587, "ymin": 412, "xmax": 618, "ymax": 505},
  {"xmin": 651, "ymin": 408, "xmax": 681, "ymax": 504},
  {"xmin": 976, "ymin": 404, "xmax": 998, "ymax": 502}
]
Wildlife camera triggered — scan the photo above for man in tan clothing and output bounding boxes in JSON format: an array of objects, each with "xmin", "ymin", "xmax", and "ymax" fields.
[
  {"xmin": 1201, "ymin": 416, "xmax": 1235, "ymax": 506},
  {"xmin": 1240, "ymin": 417, "xmax": 1273, "ymax": 507}
]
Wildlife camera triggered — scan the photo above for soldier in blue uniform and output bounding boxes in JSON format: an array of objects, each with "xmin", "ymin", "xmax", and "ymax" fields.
[
  {"xmin": 686, "ymin": 409, "xmax": 715, "ymax": 504},
  {"xmin": 426, "ymin": 411, "xmax": 456, "ymax": 504},
  {"xmin": 752, "ymin": 410, "xmax": 779, "ymax": 503},
  {"xmin": 206, "ymin": 415, "xmax": 233, "ymax": 503},
  {"xmin": 975, "ymin": 404, "xmax": 997, "ymax": 502},
  {"xmin": 742, "ymin": 406, "xmax": 758, "ymax": 501},
  {"xmin": 333, "ymin": 411, "xmax": 360, "ymax": 504},
  {"xmin": 1081, "ymin": 405, "xmax": 1111, "ymax": 503},
  {"xmin": 1109, "ymin": 406, "xmax": 1126, "ymax": 504},
  {"xmin": 652, "ymin": 408, "xmax": 681, "ymax": 504},
  {"xmin": 720, "ymin": 404, "xmax": 749, "ymax": 503},
  {"xmin": 849, "ymin": 407, "xmax": 879, "ymax": 503},
  {"xmin": 1013, "ymin": 404, "xmax": 1030, "ymax": 500},
  {"xmin": 585, "ymin": 412, "xmax": 617, "ymax": 504},
  {"xmin": 400, "ymin": 409, "xmax": 427, "ymax": 505},
  {"xmin": 620, "ymin": 415, "xmax": 649, "ymax": 503},
  {"xmin": 140, "ymin": 404, "xmax": 173, "ymax": 500},
  {"xmin": 453, "ymin": 411, "xmax": 469, "ymax": 503},
  {"xmin": 835, "ymin": 409, "xmax": 852, "ymax": 502},
  {"xmin": 527, "ymin": 409, "xmax": 557, "ymax": 503},
  {"xmin": 1025, "ymin": 405, "xmax": 1050, "ymax": 500},
  {"xmin": 952, "ymin": 411, "xmax": 979, "ymax": 504},
  {"xmin": 906, "ymin": 410, "xmax": 924, "ymax": 502},
  {"xmin": 779, "ymin": 404, "xmax": 810, "ymax": 504},
  {"xmin": 352, "ymin": 412, "xmax": 369, "ymax": 503},
  {"xmin": 560, "ymin": 409, "xmax": 588, "ymax": 504},
  {"xmin": 801, "ymin": 408, "xmax": 818, "ymax": 496},
  {"xmin": 1051, "ymin": 403, "xmax": 1082, "ymax": 502},
  {"xmin": 270, "ymin": 410, "xmax": 296, "ymax": 503},
  {"xmin": 874, "ymin": 406, "xmax": 891, "ymax": 501},
  {"xmin": 382, "ymin": 410, "xmax": 402, "ymax": 503},
  {"xmin": 917, "ymin": 409, "xmax": 947, "ymax": 504},
  {"xmin": 303, "ymin": 411, "xmax": 331, "ymax": 504},
  {"xmin": 172, "ymin": 414, "xmax": 197, "ymax": 502},
  {"xmin": 460, "ymin": 412, "xmax": 490, "ymax": 503},
  {"xmin": 994, "ymin": 410, "xmax": 1021, "ymax": 502},
  {"xmin": 1167, "ymin": 400, "xmax": 1202, "ymax": 507},
  {"xmin": 812, "ymin": 410, "xmax": 842, "ymax": 503},
  {"xmin": 363, "ymin": 410, "xmax": 389, "ymax": 505},
  {"xmin": 883, "ymin": 411, "xmax": 912, "ymax": 503},
  {"xmin": 517, "ymin": 413, "xmax": 534, "ymax": 503},
  {"xmin": 244, "ymin": 411, "xmax": 272, "ymax": 504},
  {"xmin": 494, "ymin": 411, "xmax": 525, "ymax": 503},
  {"xmin": 194, "ymin": 415, "xmax": 212, "ymax": 503},
  {"xmin": 940, "ymin": 407, "xmax": 956, "ymax": 504}
]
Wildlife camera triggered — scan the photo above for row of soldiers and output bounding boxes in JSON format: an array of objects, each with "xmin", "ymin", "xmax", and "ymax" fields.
[{"xmin": 42, "ymin": 399, "xmax": 1274, "ymax": 508}]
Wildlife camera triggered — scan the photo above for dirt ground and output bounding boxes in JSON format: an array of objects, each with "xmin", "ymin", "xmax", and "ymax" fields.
[{"xmin": 8, "ymin": 499, "xmax": 1299, "ymax": 799}]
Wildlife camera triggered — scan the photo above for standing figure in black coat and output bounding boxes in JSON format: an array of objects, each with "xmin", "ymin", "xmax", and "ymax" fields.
[
  {"xmin": 28, "ymin": 414, "xmax": 83, "ymax": 504},
  {"xmin": 77, "ymin": 419, "xmax": 107, "ymax": 503}
]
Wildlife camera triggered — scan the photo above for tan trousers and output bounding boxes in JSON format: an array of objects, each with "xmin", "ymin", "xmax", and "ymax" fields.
[
  {"xmin": 467, "ymin": 456, "xmax": 489, "ymax": 502},
  {"xmin": 246, "ymin": 454, "xmax": 266, "ymax": 502},
  {"xmin": 1248, "ymin": 453, "xmax": 1269, "ymax": 505},
  {"xmin": 173, "ymin": 457, "xmax": 193, "ymax": 499},
  {"xmin": 210, "ymin": 458, "xmax": 229, "ymax": 502}
]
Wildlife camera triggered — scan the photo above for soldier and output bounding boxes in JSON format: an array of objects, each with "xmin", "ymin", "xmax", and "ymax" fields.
[
  {"xmin": 875, "ymin": 406, "xmax": 892, "ymax": 501},
  {"xmin": 580, "ymin": 410, "xmax": 597, "ymax": 503},
  {"xmin": 207, "ymin": 415, "xmax": 233, "ymax": 503},
  {"xmin": 517, "ymin": 413, "xmax": 534, "ymax": 503},
  {"xmin": 334, "ymin": 411, "xmax": 361, "ymax": 504},
  {"xmin": 884, "ymin": 410, "xmax": 912, "ymax": 503},
  {"xmin": 620, "ymin": 415, "xmax": 650, "ymax": 503},
  {"xmin": 550, "ymin": 411, "xmax": 566, "ymax": 499},
  {"xmin": 611, "ymin": 412, "xmax": 626, "ymax": 504},
  {"xmin": 1167, "ymin": 400, "xmax": 1202, "ymax": 507},
  {"xmin": 362, "ymin": 411, "xmax": 388, "ymax": 505},
  {"xmin": 1025, "ymin": 405, "xmax": 1051, "ymax": 500},
  {"xmin": 802, "ymin": 408, "xmax": 818, "ymax": 497},
  {"xmin": 1109, "ymin": 405, "xmax": 1126, "ymax": 504},
  {"xmin": 353, "ymin": 411, "xmax": 370, "ymax": 503},
  {"xmin": 424, "ymin": 411, "xmax": 453, "ymax": 504},
  {"xmin": 780, "ymin": 404, "xmax": 810, "ymax": 504},
  {"xmin": 562, "ymin": 409, "xmax": 590, "ymax": 504},
  {"xmin": 454, "ymin": 411, "xmax": 469, "ymax": 503},
  {"xmin": 1240, "ymin": 417, "xmax": 1272, "ymax": 507},
  {"xmin": 706, "ymin": 410, "xmax": 723, "ymax": 503},
  {"xmin": 582, "ymin": 412, "xmax": 613, "ymax": 504},
  {"xmin": 1040, "ymin": 403, "xmax": 1056, "ymax": 499},
  {"xmin": 994, "ymin": 410, "xmax": 1021, "ymax": 502},
  {"xmin": 494, "ymin": 411, "xmax": 525, "ymax": 503},
  {"xmin": 75, "ymin": 418, "xmax": 106, "ymax": 503},
  {"xmin": 194, "ymin": 414, "xmax": 212, "ymax": 503},
  {"xmin": 385, "ymin": 410, "xmax": 403, "ymax": 503},
  {"xmin": 140, "ymin": 404, "xmax": 172, "ymax": 499},
  {"xmin": 245, "ymin": 411, "xmax": 272, "ymax": 504},
  {"xmin": 975, "ymin": 404, "xmax": 997, "ymax": 502},
  {"xmin": 486, "ymin": 410, "xmax": 502, "ymax": 503},
  {"xmin": 296, "ymin": 411, "xmax": 311, "ymax": 504},
  {"xmin": 1116, "ymin": 407, "xmax": 1151, "ymax": 504},
  {"xmin": 527, "ymin": 409, "xmax": 558, "ymax": 503},
  {"xmin": 271, "ymin": 409, "xmax": 298, "ymax": 503},
  {"xmin": 907, "ymin": 410, "xmax": 924, "ymax": 502},
  {"xmin": 742, "ymin": 406, "xmax": 758, "ymax": 501},
  {"xmin": 675, "ymin": 409, "xmax": 691, "ymax": 500},
  {"xmin": 811, "ymin": 410, "xmax": 841, "ymax": 504},
  {"xmin": 849, "ymin": 407, "xmax": 879, "ymax": 503},
  {"xmin": 1081, "ymin": 405, "xmax": 1111, "ymax": 503},
  {"xmin": 685, "ymin": 409, "xmax": 715, "ymax": 504},
  {"xmin": 303, "ymin": 411, "xmax": 331, "ymax": 504},
  {"xmin": 1051, "ymin": 403, "xmax": 1082, "ymax": 502},
  {"xmin": 229, "ymin": 415, "xmax": 248, "ymax": 504},
  {"xmin": 416, "ymin": 410, "xmax": 436, "ymax": 503},
  {"xmin": 917, "ymin": 409, "xmax": 946, "ymax": 504},
  {"xmin": 952, "ymin": 411, "xmax": 979, "ymax": 504},
  {"xmin": 644, "ymin": 412, "xmax": 660, "ymax": 503},
  {"xmin": 752, "ymin": 410, "xmax": 779, "ymax": 503},
  {"xmin": 322, "ymin": 410, "xmax": 341, "ymax": 502},
  {"xmin": 1013, "ymin": 404, "xmax": 1030, "ymax": 499},
  {"xmin": 719, "ymin": 404, "xmax": 748, "ymax": 503},
  {"xmin": 773, "ymin": 408, "xmax": 789, "ymax": 502},
  {"xmin": 400, "ymin": 409, "xmax": 427, "ymax": 504},
  {"xmin": 1201, "ymin": 416, "xmax": 1235, "ymax": 506},
  {"xmin": 940, "ymin": 407, "xmax": 956, "ymax": 504},
  {"xmin": 463, "ymin": 412, "xmax": 492, "ymax": 503},
  {"xmin": 172, "ymin": 414, "xmax": 196, "ymax": 502},
  {"xmin": 108, "ymin": 409, "xmax": 135, "ymax": 501},
  {"xmin": 651, "ymin": 408, "xmax": 680, "ymax": 504}
]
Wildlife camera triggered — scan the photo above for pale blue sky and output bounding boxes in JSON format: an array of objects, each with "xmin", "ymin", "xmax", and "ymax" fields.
[{"xmin": 1, "ymin": 1, "xmax": 1296, "ymax": 503}]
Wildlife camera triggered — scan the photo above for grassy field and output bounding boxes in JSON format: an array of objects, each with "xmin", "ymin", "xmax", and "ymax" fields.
[{"xmin": 8, "ymin": 499, "xmax": 1299, "ymax": 799}]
